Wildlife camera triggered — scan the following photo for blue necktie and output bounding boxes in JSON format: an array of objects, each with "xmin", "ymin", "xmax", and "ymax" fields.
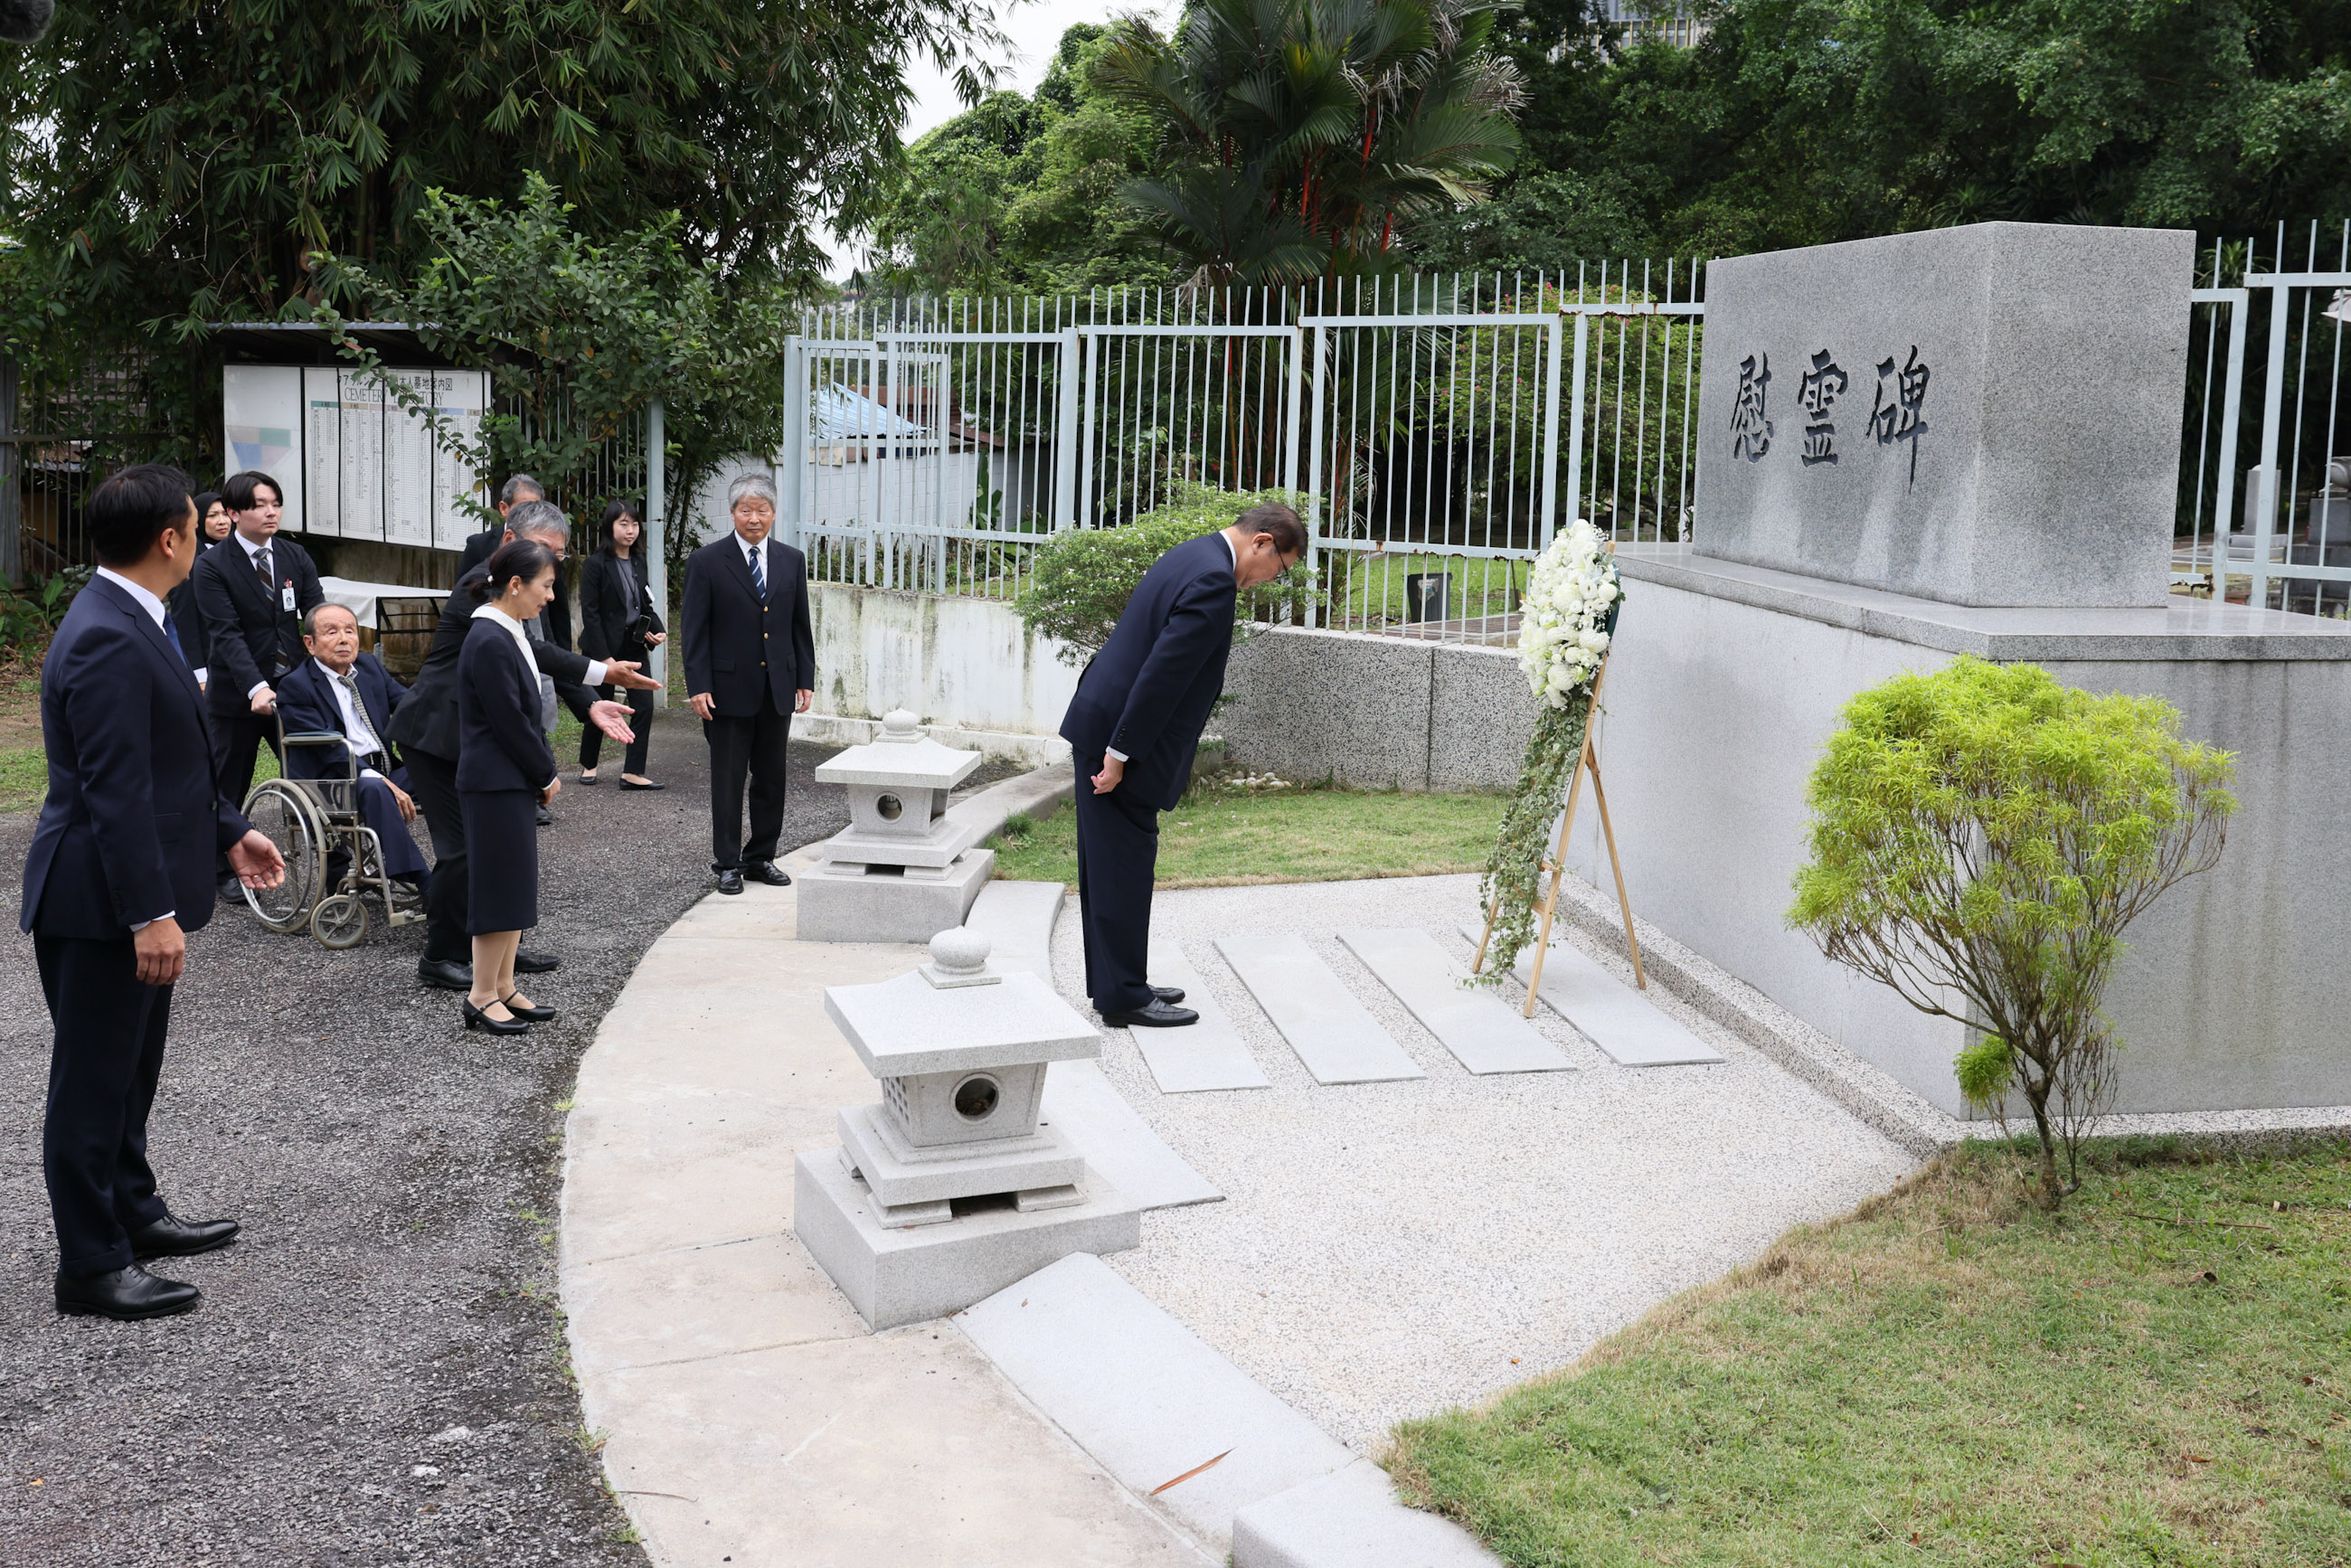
[
  {"xmin": 749, "ymin": 543, "xmax": 767, "ymax": 602},
  {"xmin": 163, "ymin": 615, "xmax": 184, "ymax": 660}
]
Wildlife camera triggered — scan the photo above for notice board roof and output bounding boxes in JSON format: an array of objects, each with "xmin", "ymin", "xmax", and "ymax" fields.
[{"xmin": 211, "ymin": 321, "xmax": 464, "ymax": 368}]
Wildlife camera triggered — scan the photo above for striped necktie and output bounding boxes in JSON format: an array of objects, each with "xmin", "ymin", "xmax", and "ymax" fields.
[{"xmin": 748, "ymin": 543, "xmax": 767, "ymax": 602}]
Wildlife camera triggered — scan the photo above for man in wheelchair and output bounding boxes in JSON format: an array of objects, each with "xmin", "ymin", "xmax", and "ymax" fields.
[{"xmin": 274, "ymin": 603, "xmax": 430, "ymax": 899}]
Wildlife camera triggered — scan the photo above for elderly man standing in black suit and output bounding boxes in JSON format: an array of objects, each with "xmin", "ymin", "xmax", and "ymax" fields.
[
  {"xmin": 1058, "ymin": 503, "xmax": 1305, "ymax": 1027},
  {"xmin": 458, "ymin": 476, "xmax": 572, "ymax": 654},
  {"xmin": 389, "ymin": 505, "xmax": 653, "ymax": 992},
  {"xmin": 190, "ymin": 468, "xmax": 324, "ymax": 889},
  {"xmin": 681, "ymin": 470, "xmax": 813, "ymax": 896},
  {"xmin": 24, "ymin": 465, "xmax": 286, "ymax": 1319}
]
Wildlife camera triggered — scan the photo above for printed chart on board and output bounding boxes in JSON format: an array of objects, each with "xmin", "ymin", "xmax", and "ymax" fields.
[{"xmin": 223, "ymin": 364, "xmax": 489, "ymax": 549}]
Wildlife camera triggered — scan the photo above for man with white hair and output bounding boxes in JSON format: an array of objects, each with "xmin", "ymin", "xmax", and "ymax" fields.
[{"xmin": 680, "ymin": 470, "xmax": 813, "ymax": 895}]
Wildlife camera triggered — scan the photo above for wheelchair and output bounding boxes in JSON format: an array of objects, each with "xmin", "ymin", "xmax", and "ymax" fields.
[{"xmin": 240, "ymin": 721, "xmax": 427, "ymax": 949}]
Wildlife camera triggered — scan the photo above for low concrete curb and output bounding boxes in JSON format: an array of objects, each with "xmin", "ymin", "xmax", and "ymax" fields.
[{"xmin": 948, "ymin": 760, "xmax": 1075, "ymax": 845}]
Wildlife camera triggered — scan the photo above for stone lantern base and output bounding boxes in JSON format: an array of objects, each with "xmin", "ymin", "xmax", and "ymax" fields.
[
  {"xmin": 794, "ymin": 847, "xmax": 996, "ymax": 944},
  {"xmin": 792, "ymin": 1152, "xmax": 1140, "ymax": 1331}
]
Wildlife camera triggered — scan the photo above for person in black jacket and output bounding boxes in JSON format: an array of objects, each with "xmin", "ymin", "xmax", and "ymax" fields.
[
  {"xmin": 387, "ymin": 507, "xmax": 653, "ymax": 993},
  {"xmin": 681, "ymin": 471, "xmax": 814, "ymax": 895},
  {"xmin": 1058, "ymin": 504, "xmax": 1305, "ymax": 1026},
  {"xmin": 457, "ymin": 476, "xmax": 572, "ymax": 653},
  {"xmin": 22, "ymin": 464, "xmax": 285, "ymax": 1319},
  {"xmin": 190, "ymin": 469, "xmax": 325, "ymax": 887},
  {"xmin": 454, "ymin": 538, "xmax": 564, "ymax": 1035},
  {"xmin": 576, "ymin": 499, "xmax": 666, "ymax": 789},
  {"xmin": 164, "ymin": 489, "xmax": 232, "ymax": 687}
]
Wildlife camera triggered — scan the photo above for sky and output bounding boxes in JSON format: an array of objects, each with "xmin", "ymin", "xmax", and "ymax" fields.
[{"xmin": 819, "ymin": 0, "xmax": 1177, "ymax": 279}]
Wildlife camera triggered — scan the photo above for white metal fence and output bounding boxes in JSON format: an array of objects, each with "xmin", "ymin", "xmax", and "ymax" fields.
[{"xmin": 782, "ymin": 242, "xmax": 2342, "ymax": 640}]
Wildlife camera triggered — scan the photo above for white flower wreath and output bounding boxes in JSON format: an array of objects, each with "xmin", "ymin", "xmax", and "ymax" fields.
[{"xmin": 1515, "ymin": 519, "xmax": 1621, "ymax": 709}]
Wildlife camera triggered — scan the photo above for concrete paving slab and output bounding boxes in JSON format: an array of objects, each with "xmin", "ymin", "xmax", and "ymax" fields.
[
  {"xmin": 1232, "ymin": 1459, "xmax": 1500, "ymax": 1568},
  {"xmin": 1466, "ymin": 927, "xmax": 1726, "ymax": 1066},
  {"xmin": 1044, "ymin": 1059, "xmax": 1223, "ymax": 1208},
  {"xmin": 1128, "ymin": 940, "xmax": 1272, "ymax": 1093},
  {"xmin": 967, "ymin": 877, "xmax": 1067, "ymax": 979},
  {"xmin": 563, "ymin": 1232, "xmax": 868, "ymax": 1380},
  {"xmin": 957, "ymin": 1254, "xmax": 1358, "ymax": 1553},
  {"xmin": 1215, "ymin": 934, "xmax": 1426, "ymax": 1084},
  {"xmin": 1339, "ymin": 928, "xmax": 1572, "ymax": 1075},
  {"xmin": 587, "ymin": 1328, "xmax": 1202, "ymax": 1567}
]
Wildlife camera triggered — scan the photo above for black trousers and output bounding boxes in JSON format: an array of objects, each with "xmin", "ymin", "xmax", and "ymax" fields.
[
  {"xmin": 212, "ymin": 710, "xmax": 280, "ymax": 873},
  {"xmin": 1072, "ymin": 757, "xmax": 1159, "ymax": 1014},
  {"xmin": 580, "ymin": 685, "xmax": 653, "ymax": 776},
  {"xmin": 703, "ymin": 695, "xmax": 789, "ymax": 870},
  {"xmin": 37, "ymin": 934, "xmax": 175, "ymax": 1277},
  {"xmin": 404, "ymin": 746, "xmax": 473, "ymax": 964}
]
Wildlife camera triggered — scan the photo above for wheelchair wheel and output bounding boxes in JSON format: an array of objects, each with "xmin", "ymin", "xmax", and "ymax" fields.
[
  {"xmin": 311, "ymin": 893, "xmax": 369, "ymax": 950},
  {"xmin": 241, "ymin": 780, "xmax": 326, "ymax": 933}
]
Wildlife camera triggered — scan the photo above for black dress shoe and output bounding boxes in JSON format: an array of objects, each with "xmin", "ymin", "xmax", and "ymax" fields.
[
  {"xmin": 501, "ymin": 992, "xmax": 558, "ymax": 1023},
  {"xmin": 463, "ymin": 1000, "xmax": 530, "ymax": 1035},
  {"xmin": 745, "ymin": 860, "xmax": 792, "ymax": 887},
  {"xmin": 1100, "ymin": 998, "xmax": 1200, "ymax": 1028},
  {"xmin": 127, "ymin": 1214, "xmax": 240, "ymax": 1260},
  {"xmin": 535, "ymin": 805, "xmax": 553, "ymax": 827},
  {"xmin": 1152, "ymin": 985, "xmax": 1186, "ymax": 1005},
  {"xmin": 515, "ymin": 949, "xmax": 562, "ymax": 975},
  {"xmin": 577, "ymin": 771, "xmax": 600, "ymax": 785},
  {"xmin": 56, "ymin": 1264, "xmax": 200, "ymax": 1321},
  {"xmin": 418, "ymin": 958, "xmax": 474, "ymax": 991},
  {"xmin": 618, "ymin": 777, "xmax": 666, "ymax": 791},
  {"xmin": 715, "ymin": 869, "xmax": 745, "ymax": 895}
]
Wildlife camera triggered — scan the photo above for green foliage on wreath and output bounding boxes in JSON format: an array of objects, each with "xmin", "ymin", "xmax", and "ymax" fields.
[{"xmin": 1474, "ymin": 689, "xmax": 1591, "ymax": 987}]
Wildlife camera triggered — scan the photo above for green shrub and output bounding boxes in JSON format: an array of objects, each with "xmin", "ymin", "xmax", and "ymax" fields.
[
  {"xmin": 0, "ymin": 567, "xmax": 91, "ymax": 661},
  {"xmin": 1011, "ymin": 485, "xmax": 1318, "ymax": 664},
  {"xmin": 1788, "ymin": 657, "xmax": 2235, "ymax": 1207}
]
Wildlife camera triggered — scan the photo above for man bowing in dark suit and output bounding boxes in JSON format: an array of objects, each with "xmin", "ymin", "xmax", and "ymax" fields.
[
  {"xmin": 24, "ymin": 465, "xmax": 286, "ymax": 1319},
  {"xmin": 1058, "ymin": 502, "xmax": 1306, "ymax": 1026},
  {"xmin": 681, "ymin": 471, "xmax": 814, "ymax": 896}
]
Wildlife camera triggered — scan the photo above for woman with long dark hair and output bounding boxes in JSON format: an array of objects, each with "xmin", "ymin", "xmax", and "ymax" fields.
[
  {"xmin": 575, "ymin": 498, "xmax": 666, "ymax": 789},
  {"xmin": 455, "ymin": 538, "xmax": 563, "ymax": 1034}
]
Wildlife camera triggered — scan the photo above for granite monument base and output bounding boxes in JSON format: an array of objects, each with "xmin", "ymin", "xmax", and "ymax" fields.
[
  {"xmin": 794, "ymin": 849, "xmax": 996, "ymax": 944},
  {"xmin": 835, "ymin": 1105, "xmax": 1088, "ymax": 1217},
  {"xmin": 1562, "ymin": 544, "xmax": 2351, "ymax": 1117},
  {"xmin": 792, "ymin": 1150, "xmax": 1141, "ymax": 1331}
]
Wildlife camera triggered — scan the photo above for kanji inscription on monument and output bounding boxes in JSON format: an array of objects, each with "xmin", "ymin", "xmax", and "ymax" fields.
[{"xmin": 1693, "ymin": 222, "xmax": 2194, "ymax": 609}]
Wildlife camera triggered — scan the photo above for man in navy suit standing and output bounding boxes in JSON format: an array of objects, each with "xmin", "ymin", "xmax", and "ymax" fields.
[
  {"xmin": 24, "ymin": 465, "xmax": 286, "ymax": 1319},
  {"xmin": 681, "ymin": 471, "xmax": 814, "ymax": 896},
  {"xmin": 273, "ymin": 601, "xmax": 431, "ymax": 896},
  {"xmin": 1058, "ymin": 503, "xmax": 1305, "ymax": 1026}
]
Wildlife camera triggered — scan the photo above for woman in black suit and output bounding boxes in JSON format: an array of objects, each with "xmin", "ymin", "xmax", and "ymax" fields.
[
  {"xmin": 575, "ymin": 499, "xmax": 666, "ymax": 789},
  {"xmin": 165, "ymin": 490, "xmax": 233, "ymax": 685},
  {"xmin": 456, "ymin": 538, "xmax": 564, "ymax": 1035}
]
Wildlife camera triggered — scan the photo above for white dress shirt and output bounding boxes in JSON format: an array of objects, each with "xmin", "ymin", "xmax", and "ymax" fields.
[
  {"xmin": 96, "ymin": 568, "xmax": 177, "ymax": 930},
  {"xmin": 313, "ymin": 658, "xmax": 389, "ymax": 781},
  {"xmin": 1103, "ymin": 530, "xmax": 1237, "ymax": 766}
]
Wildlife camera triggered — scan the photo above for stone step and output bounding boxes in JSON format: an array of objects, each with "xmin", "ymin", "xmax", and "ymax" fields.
[
  {"xmin": 1337, "ymin": 928, "xmax": 1573, "ymax": 1076},
  {"xmin": 1233, "ymin": 1459, "xmax": 1502, "ymax": 1568},
  {"xmin": 1043, "ymin": 1060, "xmax": 1223, "ymax": 1210},
  {"xmin": 966, "ymin": 877, "xmax": 1067, "ymax": 982},
  {"xmin": 1464, "ymin": 926, "xmax": 1725, "ymax": 1067},
  {"xmin": 1214, "ymin": 935, "xmax": 1426, "ymax": 1085},
  {"xmin": 1129, "ymin": 940, "xmax": 1272, "ymax": 1093}
]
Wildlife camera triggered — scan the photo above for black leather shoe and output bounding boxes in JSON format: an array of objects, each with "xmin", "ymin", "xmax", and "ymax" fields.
[
  {"xmin": 1100, "ymin": 999, "xmax": 1200, "ymax": 1028},
  {"xmin": 1152, "ymin": 986, "xmax": 1186, "ymax": 1005},
  {"xmin": 618, "ymin": 777, "xmax": 665, "ymax": 791},
  {"xmin": 418, "ymin": 958, "xmax": 474, "ymax": 991},
  {"xmin": 515, "ymin": 949, "xmax": 562, "ymax": 974},
  {"xmin": 127, "ymin": 1214, "xmax": 240, "ymax": 1260},
  {"xmin": 577, "ymin": 770, "xmax": 600, "ymax": 786},
  {"xmin": 535, "ymin": 805, "xmax": 553, "ymax": 827},
  {"xmin": 501, "ymin": 993, "xmax": 558, "ymax": 1023},
  {"xmin": 56, "ymin": 1264, "xmax": 200, "ymax": 1321},
  {"xmin": 745, "ymin": 860, "xmax": 792, "ymax": 887},
  {"xmin": 715, "ymin": 869, "xmax": 745, "ymax": 895},
  {"xmin": 463, "ymin": 1000, "xmax": 530, "ymax": 1035}
]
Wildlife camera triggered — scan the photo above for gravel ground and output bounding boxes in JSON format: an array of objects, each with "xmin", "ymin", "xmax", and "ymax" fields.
[
  {"xmin": 0, "ymin": 723, "xmax": 855, "ymax": 1567},
  {"xmin": 1056, "ymin": 874, "xmax": 1921, "ymax": 1453}
]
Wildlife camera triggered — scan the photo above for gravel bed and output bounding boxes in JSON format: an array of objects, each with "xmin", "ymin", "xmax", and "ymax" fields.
[
  {"xmin": 1054, "ymin": 874, "xmax": 1921, "ymax": 1454},
  {"xmin": 0, "ymin": 723, "xmax": 851, "ymax": 1567}
]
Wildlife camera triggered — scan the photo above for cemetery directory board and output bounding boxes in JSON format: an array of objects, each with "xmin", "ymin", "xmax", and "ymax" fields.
[{"xmin": 222, "ymin": 364, "xmax": 489, "ymax": 550}]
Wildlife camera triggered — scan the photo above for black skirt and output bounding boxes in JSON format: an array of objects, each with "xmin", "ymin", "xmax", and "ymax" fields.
[{"xmin": 459, "ymin": 787, "xmax": 540, "ymax": 933}]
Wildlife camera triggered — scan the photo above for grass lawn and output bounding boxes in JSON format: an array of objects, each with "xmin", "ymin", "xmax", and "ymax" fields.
[
  {"xmin": 1388, "ymin": 1138, "xmax": 2351, "ymax": 1568},
  {"xmin": 988, "ymin": 777, "xmax": 1506, "ymax": 889}
]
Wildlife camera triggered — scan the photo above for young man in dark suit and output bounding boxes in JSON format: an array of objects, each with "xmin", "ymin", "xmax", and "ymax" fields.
[
  {"xmin": 681, "ymin": 471, "xmax": 814, "ymax": 895},
  {"xmin": 190, "ymin": 469, "xmax": 324, "ymax": 885},
  {"xmin": 23, "ymin": 464, "xmax": 286, "ymax": 1319},
  {"xmin": 273, "ymin": 601, "xmax": 431, "ymax": 894},
  {"xmin": 388, "ymin": 509, "xmax": 650, "ymax": 991},
  {"xmin": 1058, "ymin": 503, "xmax": 1305, "ymax": 1026}
]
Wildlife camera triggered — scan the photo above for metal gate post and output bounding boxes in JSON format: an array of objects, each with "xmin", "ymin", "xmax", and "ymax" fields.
[
  {"xmin": 1279, "ymin": 326, "xmax": 1303, "ymax": 500},
  {"xmin": 1306, "ymin": 323, "xmax": 1328, "ymax": 623},
  {"xmin": 2249, "ymin": 271, "xmax": 2291, "ymax": 609},
  {"xmin": 1539, "ymin": 316, "xmax": 1564, "ymax": 549},
  {"xmin": 645, "ymin": 396, "xmax": 668, "ymax": 702},
  {"xmin": 1563, "ymin": 313, "xmax": 1590, "ymax": 532},
  {"xmin": 1053, "ymin": 330, "xmax": 1080, "ymax": 530},
  {"xmin": 0, "ymin": 354, "xmax": 18, "ymax": 588}
]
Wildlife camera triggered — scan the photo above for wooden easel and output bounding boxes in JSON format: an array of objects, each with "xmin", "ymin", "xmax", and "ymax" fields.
[{"xmin": 1471, "ymin": 634, "xmax": 1646, "ymax": 1018}]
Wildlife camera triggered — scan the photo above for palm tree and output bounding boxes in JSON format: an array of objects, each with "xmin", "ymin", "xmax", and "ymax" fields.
[{"xmin": 1098, "ymin": 0, "xmax": 1525, "ymax": 286}]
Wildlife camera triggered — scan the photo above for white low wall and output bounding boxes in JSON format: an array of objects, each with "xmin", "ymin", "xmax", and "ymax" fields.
[{"xmin": 807, "ymin": 582, "xmax": 1081, "ymax": 762}]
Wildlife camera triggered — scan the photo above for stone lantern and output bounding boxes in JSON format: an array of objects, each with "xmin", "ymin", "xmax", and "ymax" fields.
[
  {"xmin": 793, "ymin": 928, "xmax": 1141, "ymax": 1329},
  {"xmin": 796, "ymin": 710, "xmax": 996, "ymax": 942}
]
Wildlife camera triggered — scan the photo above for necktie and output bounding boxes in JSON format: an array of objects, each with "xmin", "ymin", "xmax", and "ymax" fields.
[
  {"xmin": 335, "ymin": 669, "xmax": 384, "ymax": 763},
  {"xmin": 749, "ymin": 543, "xmax": 767, "ymax": 602},
  {"xmin": 255, "ymin": 547, "xmax": 273, "ymax": 593},
  {"xmin": 163, "ymin": 615, "xmax": 183, "ymax": 660}
]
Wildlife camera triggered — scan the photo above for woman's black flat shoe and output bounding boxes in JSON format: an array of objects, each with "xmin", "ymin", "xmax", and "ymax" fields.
[
  {"xmin": 577, "ymin": 772, "xmax": 600, "ymax": 786},
  {"xmin": 463, "ymin": 1000, "xmax": 530, "ymax": 1035},
  {"xmin": 502, "ymin": 993, "xmax": 558, "ymax": 1023},
  {"xmin": 618, "ymin": 778, "xmax": 665, "ymax": 791}
]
